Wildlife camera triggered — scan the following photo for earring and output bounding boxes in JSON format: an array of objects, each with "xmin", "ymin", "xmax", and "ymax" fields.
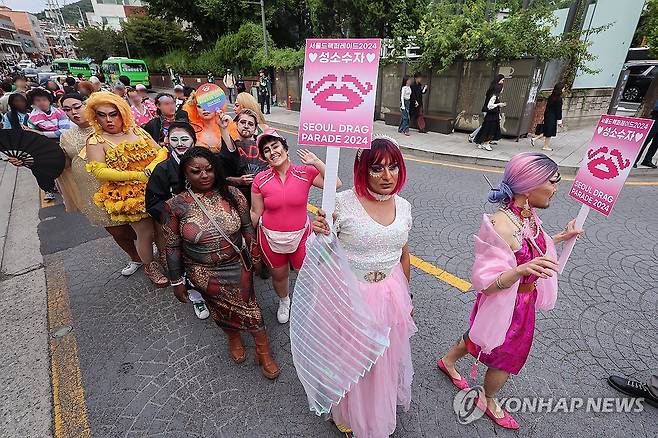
[
  {"xmin": 185, "ymin": 180, "xmax": 191, "ymax": 190},
  {"xmin": 521, "ymin": 197, "xmax": 532, "ymax": 218}
]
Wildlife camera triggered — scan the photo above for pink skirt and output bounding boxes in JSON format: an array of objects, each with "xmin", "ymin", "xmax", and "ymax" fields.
[{"xmin": 331, "ymin": 264, "xmax": 417, "ymax": 438}]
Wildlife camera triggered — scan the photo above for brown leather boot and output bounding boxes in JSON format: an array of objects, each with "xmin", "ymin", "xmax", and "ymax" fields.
[
  {"xmin": 222, "ymin": 328, "xmax": 246, "ymax": 363},
  {"xmin": 144, "ymin": 261, "xmax": 169, "ymax": 288},
  {"xmin": 252, "ymin": 330, "xmax": 279, "ymax": 379}
]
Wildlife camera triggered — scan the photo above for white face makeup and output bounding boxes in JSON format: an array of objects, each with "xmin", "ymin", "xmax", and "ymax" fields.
[{"xmin": 169, "ymin": 128, "xmax": 194, "ymax": 155}]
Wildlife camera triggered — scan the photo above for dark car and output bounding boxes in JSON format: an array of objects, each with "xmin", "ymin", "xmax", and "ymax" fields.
[
  {"xmin": 22, "ymin": 67, "xmax": 39, "ymax": 83},
  {"xmin": 622, "ymin": 63, "xmax": 658, "ymax": 102}
]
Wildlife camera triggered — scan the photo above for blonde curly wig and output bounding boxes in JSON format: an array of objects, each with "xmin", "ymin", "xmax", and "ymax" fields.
[{"xmin": 84, "ymin": 91, "xmax": 135, "ymax": 134}]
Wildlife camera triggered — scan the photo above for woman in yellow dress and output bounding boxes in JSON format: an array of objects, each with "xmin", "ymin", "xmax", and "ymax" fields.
[{"xmin": 84, "ymin": 91, "xmax": 169, "ymax": 287}]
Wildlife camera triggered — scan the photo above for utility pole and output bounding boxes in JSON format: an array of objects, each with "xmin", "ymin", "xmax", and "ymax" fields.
[
  {"xmin": 247, "ymin": 0, "xmax": 268, "ymax": 59},
  {"xmin": 124, "ymin": 35, "xmax": 131, "ymax": 58},
  {"xmin": 259, "ymin": 0, "xmax": 268, "ymax": 58},
  {"xmin": 78, "ymin": 6, "xmax": 86, "ymax": 28}
]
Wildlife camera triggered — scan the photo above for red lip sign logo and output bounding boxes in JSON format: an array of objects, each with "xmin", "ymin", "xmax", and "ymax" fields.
[
  {"xmin": 586, "ymin": 146, "xmax": 631, "ymax": 180},
  {"xmin": 306, "ymin": 74, "xmax": 373, "ymax": 112}
]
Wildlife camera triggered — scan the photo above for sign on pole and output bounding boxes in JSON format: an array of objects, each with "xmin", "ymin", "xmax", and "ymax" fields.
[
  {"xmin": 558, "ymin": 114, "xmax": 654, "ymax": 272},
  {"xmin": 298, "ymin": 38, "xmax": 381, "ymax": 220},
  {"xmin": 196, "ymin": 82, "xmax": 227, "ymax": 113}
]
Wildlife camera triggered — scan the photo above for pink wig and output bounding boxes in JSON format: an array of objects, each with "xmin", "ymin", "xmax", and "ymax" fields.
[
  {"xmin": 354, "ymin": 137, "xmax": 407, "ymax": 200},
  {"xmin": 488, "ymin": 152, "xmax": 558, "ymax": 203}
]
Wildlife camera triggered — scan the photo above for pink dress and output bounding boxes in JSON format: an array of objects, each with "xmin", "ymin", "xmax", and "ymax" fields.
[
  {"xmin": 465, "ymin": 204, "xmax": 547, "ymax": 375},
  {"xmin": 131, "ymin": 102, "xmax": 156, "ymax": 126},
  {"xmin": 330, "ymin": 190, "xmax": 417, "ymax": 438}
]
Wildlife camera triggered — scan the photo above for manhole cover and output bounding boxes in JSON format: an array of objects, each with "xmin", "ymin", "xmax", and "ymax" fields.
[{"xmin": 51, "ymin": 325, "xmax": 72, "ymax": 338}]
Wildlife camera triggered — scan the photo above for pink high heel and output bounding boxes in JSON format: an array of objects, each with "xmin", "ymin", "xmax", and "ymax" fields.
[
  {"xmin": 475, "ymin": 397, "xmax": 520, "ymax": 430},
  {"xmin": 437, "ymin": 359, "xmax": 469, "ymax": 390}
]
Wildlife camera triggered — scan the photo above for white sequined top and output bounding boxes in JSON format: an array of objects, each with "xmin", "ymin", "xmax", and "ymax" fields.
[{"xmin": 335, "ymin": 189, "xmax": 412, "ymax": 279}]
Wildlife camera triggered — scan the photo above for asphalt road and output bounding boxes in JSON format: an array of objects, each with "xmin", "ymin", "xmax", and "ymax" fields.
[{"xmin": 36, "ymin": 130, "xmax": 658, "ymax": 437}]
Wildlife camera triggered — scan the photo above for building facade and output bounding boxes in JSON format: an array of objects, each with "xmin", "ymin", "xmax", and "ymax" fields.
[
  {"xmin": 0, "ymin": 14, "xmax": 21, "ymax": 61},
  {"xmin": 86, "ymin": 0, "xmax": 146, "ymax": 30},
  {"xmin": 0, "ymin": 7, "xmax": 49, "ymax": 61}
]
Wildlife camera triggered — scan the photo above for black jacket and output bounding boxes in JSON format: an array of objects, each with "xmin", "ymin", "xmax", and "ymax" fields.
[
  {"xmin": 145, "ymin": 158, "xmax": 180, "ymax": 223},
  {"xmin": 141, "ymin": 109, "xmax": 189, "ymax": 144}
]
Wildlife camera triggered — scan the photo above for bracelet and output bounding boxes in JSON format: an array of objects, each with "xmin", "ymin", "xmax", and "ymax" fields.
[
  {"xmin": 170, "ymin": 278, "xmax": 185, "ymax": 287},
  {"xmin": 495, "ymin": 273, "xmax": 508, "ymax": 290}
]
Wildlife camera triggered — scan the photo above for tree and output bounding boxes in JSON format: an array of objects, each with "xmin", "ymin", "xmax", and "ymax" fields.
[
  {"xmin": 75, "ymin": 27, "xmax": 126, "ymax": 63},
  {"xmin": 144, "ymin": 0, "xmax": 243, "ymax": 43},
  {"xmin": 35, "ymin": 0, "xmax": 93, "ymax": 26},
  {"xmin": 122, "ymin": 16, "xmax": 190, "ymax": 58},
  {"xmin": 419, "ymin": 0, "xmax": 603, "ymax": 85},
  {"xmin": 634, "ymin": 0, "xmax": 658, "ymax": 55}
]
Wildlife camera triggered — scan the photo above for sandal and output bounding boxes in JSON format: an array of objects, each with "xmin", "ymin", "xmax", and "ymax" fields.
[{"xmin": 437, "ymin": 359, "xmax": 469, "ymax": 390}]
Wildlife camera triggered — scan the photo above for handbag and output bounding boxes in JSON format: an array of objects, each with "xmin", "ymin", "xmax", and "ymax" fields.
[
  {"xmin": 187, "ymin": 189, "xmax": 254, "ymax": 272},
  {"xmin": 534, "ymin": 123, "xmax": 544, "ymax": 135}
]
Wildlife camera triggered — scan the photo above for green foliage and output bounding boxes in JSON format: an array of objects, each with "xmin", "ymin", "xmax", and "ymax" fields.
[
  {"xmin": 35, "ymin": 0, "xmax": 93, "ymax": 26},
  {"xmin": 635, "ymin": 0, "xmax": 658, "ymax": 56},
  {"xmin": 121, "ymin": 16, "xmax": 190, "ymax": 58},
  {"xmin": 75, "ymin": 27, "xmax": 127, "ymax": 63},
  {"xmin": 270, "ymin": 47, "xmax": 305, "ymax": 69},
  {"xmin": 419, "ymin": 0, "xmax": 606, "ymax": 85}
]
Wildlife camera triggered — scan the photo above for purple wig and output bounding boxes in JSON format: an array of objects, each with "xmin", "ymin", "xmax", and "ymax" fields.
[{"xmin": 488, "ymin": 152, "xmax": 558, "ymax": 204}]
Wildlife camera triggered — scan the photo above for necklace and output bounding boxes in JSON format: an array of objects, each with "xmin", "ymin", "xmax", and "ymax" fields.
[
  {"xmin": 367, "ymin": 188, "xmax": 393, "ymax": 201},
  {"xmin": 499, "ymin": 205, "xmax": 543, "ymax": 255}
]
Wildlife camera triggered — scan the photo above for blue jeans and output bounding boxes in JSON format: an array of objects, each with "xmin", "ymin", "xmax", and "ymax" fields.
[{"xmin": 399, "ymin": 100, "xmax": 410, "ymax": 133}]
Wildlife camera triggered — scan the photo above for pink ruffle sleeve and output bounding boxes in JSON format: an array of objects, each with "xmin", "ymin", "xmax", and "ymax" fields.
[{"xmin": 469, "ymin": 214, "xmax": 558, "ymax": 354}]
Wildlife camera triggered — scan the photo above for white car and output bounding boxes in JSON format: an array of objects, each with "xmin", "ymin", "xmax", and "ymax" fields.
[{"xmin": 17, "ymin": 60, "xmax": 36, "ymax": 70}]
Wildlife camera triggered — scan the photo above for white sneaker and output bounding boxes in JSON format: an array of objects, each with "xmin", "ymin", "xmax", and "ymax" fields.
[
  {"xmin": 192, "ymin": 301, "xmax": 210, "ymax": 320},
  {"xmin": 277, "ymin": 297, "xmax": 291, "ymax": 324},
  {"xmin": 121, "ymin": 261, "xmax": 143, "ymax": 276},
  {"xmin": 480, "ymin": 143, "xmax": 493, "ymax": 151}
]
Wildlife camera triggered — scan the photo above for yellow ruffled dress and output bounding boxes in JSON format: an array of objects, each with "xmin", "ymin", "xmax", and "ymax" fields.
[{"xmin": 86, "ymin": 132, "xmax": 167, "ymax": 222}]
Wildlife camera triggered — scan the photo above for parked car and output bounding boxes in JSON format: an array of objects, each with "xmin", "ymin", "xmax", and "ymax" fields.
[
  {"xmin": 22, "ymin": 67, "xmax": 39, "ymax": 82},
  {"xmin": 622, "ymin": 62, "xmax": 658, "ymax": 102},
  {"xmin": 17, "ymin": 60, "xmax": 36, "ymax": 70}
]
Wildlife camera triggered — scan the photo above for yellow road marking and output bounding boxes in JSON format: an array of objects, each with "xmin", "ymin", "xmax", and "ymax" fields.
[
  {"xmin": 307, "ymin": 203, "xmax": 472, "ymax": 291},
  {"xmin": 274, "ymin": 126, "xmax": 658, "ymax": 186},
  {"xmin": 46, "ymin": 255, "xmax": 91, "ymax": 438}
]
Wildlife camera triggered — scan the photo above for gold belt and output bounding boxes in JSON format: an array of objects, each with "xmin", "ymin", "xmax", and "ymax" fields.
[
  {"xmin": 518, "ymin": 282, "xmax": 537, "ymax": 293},
  {"xmin": 363, "ymin": 271, "xmax": 387, "ymax": 283}
]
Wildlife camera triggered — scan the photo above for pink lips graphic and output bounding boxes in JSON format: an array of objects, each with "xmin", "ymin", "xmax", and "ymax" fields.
[
  {"xmin": 306, "ymin": 74, "xmax": 373, "ymax": 112},
  {"xmin": 586, "ymin": 146, "xmax": 631, "ymax": 180}
]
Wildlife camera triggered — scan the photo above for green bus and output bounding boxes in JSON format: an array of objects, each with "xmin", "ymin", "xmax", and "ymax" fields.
[
  {"xmin": 52, "ymin": 58, "xmax": 93, "ymax": 79},
  {"xmin": 101, "ymin": 57, "xmax": 151, "ymax": 88}
]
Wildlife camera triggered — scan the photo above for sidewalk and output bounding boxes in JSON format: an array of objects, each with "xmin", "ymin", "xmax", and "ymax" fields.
[
  {"xmin": 0, "ymin": 161, "xmax": 52, "ymax": 438},
  {"xmin": 263, "ymin": 105, "xmax": 658, "ymax": 177}
]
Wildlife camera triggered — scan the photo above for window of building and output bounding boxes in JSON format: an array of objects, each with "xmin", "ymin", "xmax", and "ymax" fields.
[{"xmin": 121, "ymin": 63, "xmax": 146, "ymax": 72}]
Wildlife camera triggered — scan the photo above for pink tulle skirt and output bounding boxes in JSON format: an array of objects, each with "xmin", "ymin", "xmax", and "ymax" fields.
[{"xmin": 331, "ymin": 264, "xmax": 417, "ymax": 438}]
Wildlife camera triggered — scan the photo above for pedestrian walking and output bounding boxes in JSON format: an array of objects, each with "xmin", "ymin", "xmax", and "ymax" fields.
[
  {"xmin": 250, "ymin": 129, "xmax": 340, "ymax": 324},
  {"xmin": 163, "ymin": 146, "xmax": 280, "ymax": 379},
  {"xmin": 311, "ymin": 137, "xmax": 416, "ymax": 438},
  {"xmin": 437, "ymin": 152, "xmax": 582, "ymax": 430},
  {"xmin": 473, "ymin": 82, "xmax": 506, "ymax": 151},
  {"xmin": 530, "ymin": 82, "xmax": 565, "ymax": 152},
  {"xmin": 145, "ymin": 121, "xmax": 211, "ymax": 320},
  {"xmin": 235, "ymin": 74, "xmax": 246, "ymax": 95},
  {"xmin": 84, "ymin": 92, "xmax": 169, "ymax": 288},
  {"xmin": 469, "ymin": 74, "xmax": 505, "ymax": 143},
  {"xmin": 410, "ymin": 72, "xmax": 428, "ymax": 133},
  {"xmin": 399, "ymin": 75, "xmax": 412, "ymax": 136},
  {"xmin": 633, "ymin": 98, "xmax": 658, "ymax": 169},
  {"xmin": 223, "ymin": 69, "xmax": 236, "ymax": 104},
  {"xmin": 257, "ymin": 70, "xmax": 270, "ymax": 115}
]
